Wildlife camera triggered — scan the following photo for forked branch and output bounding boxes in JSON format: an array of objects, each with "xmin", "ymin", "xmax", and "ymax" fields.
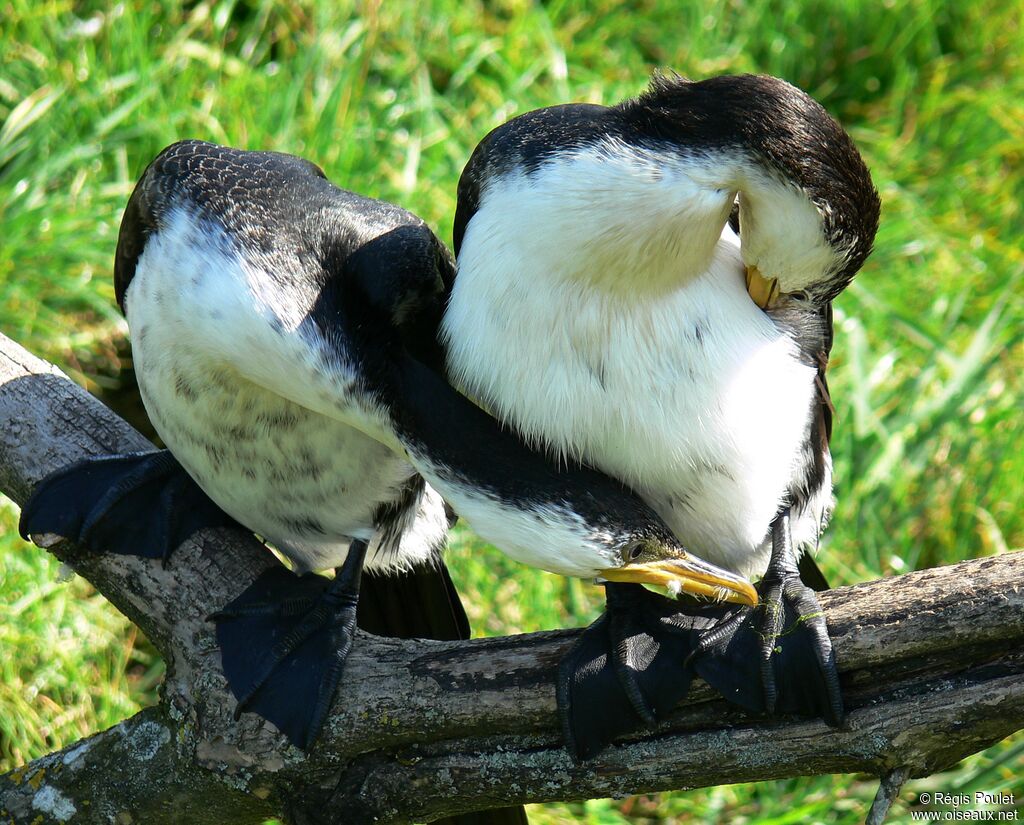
[{"xmin": 1, "ymin": 333, "xmax": 1022, "ymax": 824}]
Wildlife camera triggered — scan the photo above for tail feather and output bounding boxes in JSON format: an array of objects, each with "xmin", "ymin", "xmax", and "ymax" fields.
[
  {"xmin": 798, "ymin": 552, "xmax": 830, "ymax": 592},
  {"xmin": 357, "ymin": 562, "xmax": 469, "ymax": 640}
]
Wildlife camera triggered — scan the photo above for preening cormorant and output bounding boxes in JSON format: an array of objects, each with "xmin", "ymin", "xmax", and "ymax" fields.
[{"xmin": 443, "ymin": 73, "xmax": 881, "ymax": 757}]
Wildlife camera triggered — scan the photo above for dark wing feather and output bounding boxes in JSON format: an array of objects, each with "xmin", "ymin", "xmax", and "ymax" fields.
[
  {"xmin": 795, "ymin": 301, "xmax": 834, "ymax": 592},
  {"xmin": 120, "ymin": 141, "xmax": 458, "ymax": 377},
  {"xmin": 808, "ymin": 301, "xmax": 835, "ymax": 492}
]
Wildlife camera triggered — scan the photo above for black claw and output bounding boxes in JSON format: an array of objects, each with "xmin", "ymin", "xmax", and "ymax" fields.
[
  {"xmin": 692, "ymin": 508, "xmax": 843, "ymax": 725},
  {"xmin": 19, "ymin": 451, "xmax": 237, "ymax": 562},
  {"xmin": 557, "ymin": 611, "xmax": 621, "ymax": 760},
  {"xmin": 758, "ymin": 586, "xmax": 786, "ymax": 714},
  {"xmin": 213, "ymin": 540, "xmax": 368, "ymax": 750},
  {"xmin": 557, "ymin": 583, "xmax": 721, "ymax": 761},
  {"xmin": 557, "ymin": 510, "xmax": 843, "ymax": 762}
]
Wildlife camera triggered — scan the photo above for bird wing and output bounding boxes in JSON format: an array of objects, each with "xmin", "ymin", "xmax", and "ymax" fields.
[
  {"xmin": 796, "ymin": 300, "xmax": 835, "ymax": 592},
  {"xmin": 812, "ymin": 301, "xmax": 836, "ymax": 471},
  {"xmin": 115, "ymin": 140, "xmax": 458, "ymax": 434}
]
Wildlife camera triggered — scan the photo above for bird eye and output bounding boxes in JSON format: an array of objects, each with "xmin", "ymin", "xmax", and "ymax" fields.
[{"xmin": 627, "ymin": 542, "xmax": 645, "ymax": 561}]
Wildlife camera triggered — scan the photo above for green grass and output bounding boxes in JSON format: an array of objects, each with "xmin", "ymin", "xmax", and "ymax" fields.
[{"xmin": 2, "ymin": 0, "xmax": 1022, "ymax": 821}]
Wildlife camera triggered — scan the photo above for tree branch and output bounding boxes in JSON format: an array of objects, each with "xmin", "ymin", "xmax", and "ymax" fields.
[{"xmin": 1, "ymin": 331, "xmax": 1022, "ymax": 824}]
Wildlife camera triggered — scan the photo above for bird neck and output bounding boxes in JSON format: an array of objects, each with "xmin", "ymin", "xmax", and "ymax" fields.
[
  {"xmin": 373, "ymin": 352, "xmax": 634, "ymax": 578},
  {"xmin": 460, "ymin": 149, "xmax": 741, "ymax": 298},
  {"xmin": 617, "ymin": 74, "xmax": 880, "ymax": 301}
]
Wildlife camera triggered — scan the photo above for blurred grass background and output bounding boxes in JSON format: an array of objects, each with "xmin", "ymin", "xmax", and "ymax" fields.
[{"xmin": 1, "ymin": 0, "xmax": 1022, "ymax": 822}]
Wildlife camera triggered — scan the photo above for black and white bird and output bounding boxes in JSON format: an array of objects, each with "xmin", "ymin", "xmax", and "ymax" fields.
[
  {"xmin": 442, "ymin": 74, "xmax": 881, "ymax": 755},
  {"xmin": 20, "ymin": 140, "xmax": 756, "ymax": 753}
]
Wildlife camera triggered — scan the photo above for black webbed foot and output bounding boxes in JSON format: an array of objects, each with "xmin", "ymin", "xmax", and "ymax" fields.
[
  {"xmin": 557, "ymin": 511, "xmax": 842, "ymax": 761},
  {"xmin": 692, "ymin": 509, "xmax": 843, "ymax": 724},
  {"xmin": 556, "ymin": 582, "xmax": 729, "ymax": 761},
  {"xmin": 211, "ymin": 539, "xmax": 368, "ymax": 750},
  {"xmin": 18, "ymin": 451, "xmax": 238, "ymax": 563}
]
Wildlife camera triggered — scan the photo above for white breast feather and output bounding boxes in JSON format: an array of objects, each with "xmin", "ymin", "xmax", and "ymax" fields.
[
  {"xmin": 125, "ymin": 208, "xmax": 446, "ymax": 574},
  {"xmin": 444, "ymin": 150, "xmax": 827, "ymax": 577}
]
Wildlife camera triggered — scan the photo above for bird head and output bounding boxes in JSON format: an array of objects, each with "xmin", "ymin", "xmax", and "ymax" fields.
[
  {"xmin": 454, "ymin": 73, "xmax": 880, "ymax": 305},
  {"xmin": 625, "ymin": 73, "xmax": 881, "ymax": 305},
  {"xmin": 596, "ymin": 531, "xmax": 758, "ymax": 605},
  {"xmin": 439, "ymin": 473, "xmax": 758, "ymax": 607}
]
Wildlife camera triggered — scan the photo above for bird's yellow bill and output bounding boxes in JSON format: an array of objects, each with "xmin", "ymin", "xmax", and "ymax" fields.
[
  {"xmin": 600, "ymin": 557, "xmax": 758, "ymax": 606},
  {"xmin": 746, "ymin": 265, "xmax": 780, "ymax": 309}
]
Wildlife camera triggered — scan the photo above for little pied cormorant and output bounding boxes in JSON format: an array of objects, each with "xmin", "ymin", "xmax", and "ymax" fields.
[
  {"xmin": 443, "ymin": 74, "xmax": 881, "ymax": 757},
  {"xmin": 19, "ymin": 140, "xmax": 756, "ymax": 753}
]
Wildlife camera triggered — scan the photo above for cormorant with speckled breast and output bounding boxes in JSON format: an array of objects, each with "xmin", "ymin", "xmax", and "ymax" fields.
[
  {"xmin": 443, "ymin": 73, "xmax": 881, "ymax": 757},
  {"xmin": 20, "ymin": 140, "xmax": 756, "ymax": 766}
]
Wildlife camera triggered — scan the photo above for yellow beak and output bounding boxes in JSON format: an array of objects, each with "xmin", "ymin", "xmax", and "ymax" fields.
[
  {"xmin": 599, "ymin": 556, "xmax": 758, "ymax": 606},
  {"xmin": 746, "ymin": 265, "xmax": 780, "ymax": 309}
]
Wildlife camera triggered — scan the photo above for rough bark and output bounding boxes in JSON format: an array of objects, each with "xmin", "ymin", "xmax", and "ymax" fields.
[{"xmin": 0, "ymin": 331, "xmax": 1022, "ymax": 824}]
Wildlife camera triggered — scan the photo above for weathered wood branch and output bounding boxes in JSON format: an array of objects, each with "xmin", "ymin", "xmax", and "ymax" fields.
[{"xmin": 1, "ymin": 330, "xmax": 1022, "ymax": 824}]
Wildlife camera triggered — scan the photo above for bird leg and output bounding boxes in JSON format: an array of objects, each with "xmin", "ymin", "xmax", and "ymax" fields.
[
  {"xmin": 18, "ymin": 450, "xmax": 238, "ymax": 563},
  {"xmin": 21, "ymin": 455, "xmax": 464, "ymax": 751},
  {"xmin": 556, "ymin": 581, "xmax": 732, "ymax": 761},
  {"xmin": 210, "ymin": 539, "xmax": 368, "ymax": 750},
  {"xmin": 692, "ymin": 507, "xmax": 844, "ymax": 724},
  {"xmin": 557, "ymin": 509, "xmax": 843, "ymax": 761}
]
